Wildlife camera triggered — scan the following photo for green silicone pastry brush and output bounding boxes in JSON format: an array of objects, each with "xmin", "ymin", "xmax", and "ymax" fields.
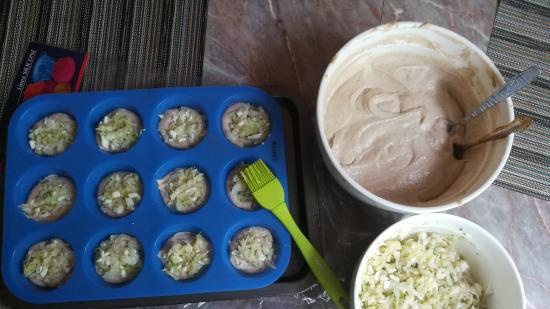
[{"xmin": 241, "ymin": 159, "xmax": 349, "ymax": 309}]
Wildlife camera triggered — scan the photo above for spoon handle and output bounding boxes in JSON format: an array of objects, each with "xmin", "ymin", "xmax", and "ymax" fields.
[
  {"xmin": 459, "ymin": 66, "xmax": 539, "ymax": 126},
  {"xmin": 462, "ymin": 116, "xmax": 533, "ymax": 150}
]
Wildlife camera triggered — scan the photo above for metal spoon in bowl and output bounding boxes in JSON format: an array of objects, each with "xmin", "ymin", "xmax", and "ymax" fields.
[
  {"xmin": 453, "ymin": 115, "xmax": 533, "ymax": 160},
  {"xmin": 448, "ymin": 66, "xmax": 539, "ymax": 133}
]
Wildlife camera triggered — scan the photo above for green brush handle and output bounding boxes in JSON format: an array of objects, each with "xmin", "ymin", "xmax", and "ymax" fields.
[{"xmin": 272, "ymin": 203, "xmax": 350, "ymax": 309}]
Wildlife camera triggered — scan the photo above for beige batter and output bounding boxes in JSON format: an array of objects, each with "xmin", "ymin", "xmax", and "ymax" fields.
[{"xmin": 324, "ymin": 52, "xmax": 482, "ymax": 205}]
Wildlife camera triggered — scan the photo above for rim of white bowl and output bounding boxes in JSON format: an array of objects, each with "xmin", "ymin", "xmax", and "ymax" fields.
[
  {"xmin": 351, "ymin": 213, "xmax": 526, "ymax": 309},
  {"xmin": 316, "ymin": 22, "xmax": 514, "ymax": 214}
]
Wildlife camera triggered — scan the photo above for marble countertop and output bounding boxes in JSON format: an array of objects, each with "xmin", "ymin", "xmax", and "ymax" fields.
[{"xmin": 196, "ymin": 1, "xmax": 550, "ymax": 308}]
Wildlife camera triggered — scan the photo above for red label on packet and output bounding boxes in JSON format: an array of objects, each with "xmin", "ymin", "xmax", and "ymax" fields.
[{"xmin": 1, "ymin": 43, "xmax": 89, "ymax": 172}]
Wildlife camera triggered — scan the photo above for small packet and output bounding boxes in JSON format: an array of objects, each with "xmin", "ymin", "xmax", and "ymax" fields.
[{"xmin": 6, "ymin": 42, "xmax": 89, "ymax": 112}]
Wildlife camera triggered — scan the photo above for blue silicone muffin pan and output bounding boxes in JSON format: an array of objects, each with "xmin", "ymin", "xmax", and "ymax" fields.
[{"xmin": 1, "ymin": 86, "xmax": 291, "ymax": 304}]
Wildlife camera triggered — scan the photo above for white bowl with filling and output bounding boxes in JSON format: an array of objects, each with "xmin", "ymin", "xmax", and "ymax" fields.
[
  {"xmin": 351, "ymin": 214, "xmax": 525, "ymax": 309},
  {"xmin": 316, "ymin": 22, "xmax": 514, "ymax": 213}
]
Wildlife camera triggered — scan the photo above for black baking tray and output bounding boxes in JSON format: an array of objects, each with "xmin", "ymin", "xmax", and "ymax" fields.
[{"xmin": 0, "ymin": 87, "xmax": 321, "ymax": 308}]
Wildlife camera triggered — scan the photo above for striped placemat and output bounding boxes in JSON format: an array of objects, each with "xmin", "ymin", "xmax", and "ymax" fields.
[
  {"xmin": 0, "ymin": 0, "xmax": 208, "ymax": 121},
  {"xmin": 487, "ymin": 0, "xmax": 550, "ymax": 200}
]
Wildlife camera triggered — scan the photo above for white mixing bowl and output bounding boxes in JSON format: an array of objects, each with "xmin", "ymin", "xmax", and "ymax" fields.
[
  {"xmin": 351, "ymin": 214, "xmax": 525, "ymax": 309},
  {"xmin": 316, "ymin": 22, "xmax": 514, "ymax": 213}
]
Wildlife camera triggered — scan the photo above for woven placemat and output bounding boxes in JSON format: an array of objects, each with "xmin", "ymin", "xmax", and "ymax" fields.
[
  {"xmin": 487, "ymin": 0, "xmax": 550, "ymax": 200},
  {"xmin": 0, "ymin": 0, "xmax": 208, "ymax": 121}
]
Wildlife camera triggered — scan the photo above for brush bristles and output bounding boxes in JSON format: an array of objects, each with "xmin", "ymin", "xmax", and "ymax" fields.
[{"xmin": 241, "ymin": 159, "xmax": 275, "ymax": 192}]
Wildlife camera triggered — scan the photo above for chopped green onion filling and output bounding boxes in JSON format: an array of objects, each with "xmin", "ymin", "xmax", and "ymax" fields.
[
  {"xmin": 21, "ymin": 178, "xmax": 73, "ymax": 220},
  {"xmin": 231, "ymin": 229, "xmax": 274, "ymax": 270},
  {"xmin": 163, "ymin": 108, "xmax": 204, "ymax": 144},
  {"xmin": 359, "ymin": 232, "xmax": 486, "ymax": 309},
  {"xmin": 98, "ymin": 172, "xmax": 141, "ymax": 216},
  {"xmin": 28, "ymin": 116, "xmax": 75, "ymax": 155},
  {"xmin": 161, "ymin": 234, "xmax": 211, "ymax": 280},
  {"xmin": 94, "ymin": 235, "xmax": 142, "ymax": 280},
  {"xmin": 96, "ymin": 110, "xmax": 140, "ymax": 151},
  {"xmin": 228, "ymin": 105, "xmax": 269, "ymax": 140},
  {"xmin": 23, "ymin": 239, "xmax": 73, "ymax": 286},
  {"xmin": 159, "ymin": 168, "xmax": 207, "ymax": 212}
]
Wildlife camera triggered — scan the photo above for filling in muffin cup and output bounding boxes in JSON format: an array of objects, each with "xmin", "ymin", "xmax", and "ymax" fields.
[
  {"xmin": 94, "ymin": 234, "xmax": 143, "ymax": 284},
  {"xmin": 22, "ymin": 238, "xmax": 74, "ymax": 288},
  {"xmin": 158, "ymin": 107, "xmax": 206, "ymax": 149},
  {"xmin": 28, "ymin": 113, "xmax": 76, "ymax": 156},
  {"xmin": 158, "ymin": 232, "xmax": 212, "ymax": 280},
  {"xmin": 230, "ymin": 226, "xmax": 275, "ymax": 274},
  {"xmin": 222, "ymin": 103, "xmax": 270, "ymax": 147},
  {"xmin": 226, "ymin": 164, "xmax": 257, "ymax": 210},
  {"xmin": 20, "ymin": 175, "xmax": 75, "ymax": 222},
  {"xmin": 97, "ymin": 171, "xmax": 142, "ymax": 217},
  {"xmin": 96, "ymin": 108, "xmax": 141, "ymax": 153},
  {"xmin": 157, "ymin": 168, "xmax": 208, "ymax": 213}
]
